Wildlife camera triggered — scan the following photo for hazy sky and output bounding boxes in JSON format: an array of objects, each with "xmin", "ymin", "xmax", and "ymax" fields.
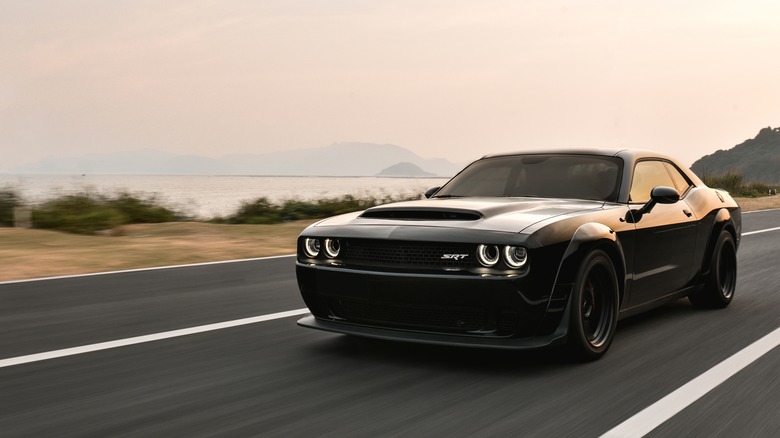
[{"xmin": 2, "ymin": 0, "xmax": 779, "ymax": 168}]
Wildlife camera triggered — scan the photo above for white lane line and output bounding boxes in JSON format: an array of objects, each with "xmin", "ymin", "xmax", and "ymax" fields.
[
  {"xmin": 0, "ymin": 254, "xmax": 296, "ymax": 286},
  {"xmin": 0, "ymin": 308, "xmax": 310, "ymax": 369},
  {"xmin": 601, "ymin": 327, "xmax": 780, "ymax": 437},
  {"xmin": 743, "ymin": 226, "xmax": 780, "ymax": 236}
]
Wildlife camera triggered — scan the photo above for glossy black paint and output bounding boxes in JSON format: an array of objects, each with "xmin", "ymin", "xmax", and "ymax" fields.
[{"xmin": 295, "ymin": 149, "xmax": 741, "ymax": 351}]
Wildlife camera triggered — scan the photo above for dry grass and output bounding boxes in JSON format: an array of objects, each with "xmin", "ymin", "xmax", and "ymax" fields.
[
  {"xmin": 733, "ymin": 196, "xmax": 780, "ymax": 212},
  {"xmin": 0, "ymin": 220, "xmax": 315, "ymax": 281},
  {"xmin": 2, "ymin": 196, "xmax": 778, "ymax": 282}
]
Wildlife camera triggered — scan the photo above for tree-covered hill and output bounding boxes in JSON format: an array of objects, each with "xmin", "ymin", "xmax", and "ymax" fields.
[{"xmin": 691, "ymin": 127, "xmax": 780, "ymax": 183}]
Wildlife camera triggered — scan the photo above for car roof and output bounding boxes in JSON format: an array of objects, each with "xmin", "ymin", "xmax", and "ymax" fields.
[
  {"xmin": 482, "ymin": 147, "xmax": 673, "ymax": 160},
  {"xmin": 482, "ymin": 147, "xmax": 627, "ymax": 158},
  {"xmin": 481, "ymin": 148, "xmax": 691, "ymax": 170}
]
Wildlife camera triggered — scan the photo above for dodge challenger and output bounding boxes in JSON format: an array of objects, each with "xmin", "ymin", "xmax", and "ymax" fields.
[{"xmin": 295, "ymin": 149, "xmax": 741, "ymax": 360}]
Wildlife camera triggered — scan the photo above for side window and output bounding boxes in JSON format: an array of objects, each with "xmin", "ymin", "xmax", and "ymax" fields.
[
  {"xmin": 664, "ymin": 162, "xmax": 693, "ymax": 196},
  {"xmin": 629, "ymin": 160, "xmax": 676, "ymax": 203}
]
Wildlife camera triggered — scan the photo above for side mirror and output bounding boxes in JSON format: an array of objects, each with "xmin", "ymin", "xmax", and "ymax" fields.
[
  {"xmin": 424, "ymin": 187, "xmax": 441, "ymax": 199},
  {"xmin": 627, "ymin": 186, "xmax": 679, "ymax": 223},
  {"xmin": 649, "ymin": 186, "xmax": 680, "ymax": 205}
]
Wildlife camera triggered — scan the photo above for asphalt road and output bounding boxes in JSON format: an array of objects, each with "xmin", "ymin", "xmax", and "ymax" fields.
[{"xmin": 1, "ymin": 210, "xmax": 779, "ymax": 437}]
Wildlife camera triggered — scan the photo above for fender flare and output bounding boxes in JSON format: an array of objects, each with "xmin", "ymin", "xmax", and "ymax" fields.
[
  {"xmin": 701, "ymin": 208, "xmax": 737, "ymax": 275},
  {"xmin": 554, "ymin": 222, "xmax": 626, "ymax": 292},
  {"xmin": 537, "ymin": 222, "xmax": 627, "ymax": 338},
  {"xmin": 714, "ymin": 208, "xmax": 732, "ymax": 231}
]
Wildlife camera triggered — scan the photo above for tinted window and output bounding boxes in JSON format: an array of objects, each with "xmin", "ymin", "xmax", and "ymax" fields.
[
  {"xmin": 629, "ymin": 160, "xmax": 676, "ymax": 203},
  {"xmin": 436, "ymin": 154, "xmax": 622, "ymax": 202},
  {"xmin": 664, "ymin": 162, "xmax": 693, "ymax": 196}
]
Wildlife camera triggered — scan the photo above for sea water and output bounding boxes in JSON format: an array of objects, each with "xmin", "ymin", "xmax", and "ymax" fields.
[{"xmin": 0, "ymin": 174, "xmax": 449, "ymax": 219}]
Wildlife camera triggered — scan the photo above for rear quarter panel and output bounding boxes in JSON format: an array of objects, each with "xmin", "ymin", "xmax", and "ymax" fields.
[{"xmin": 683, "ymin": 186, "xmax": 742, "ymax": 276}]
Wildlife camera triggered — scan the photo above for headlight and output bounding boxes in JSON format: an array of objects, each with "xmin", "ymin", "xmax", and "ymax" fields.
[
  {"xmin": 303, "ymin": 238, "xmax": 321, "ymax": 258},
  {"xmin": 477, "ymin": 244, "xmax": 500, "ymax": 267},
  {"xmin": 503, "ymin": 246, "xmax": 528, "ymax": 269},
  {"xmin": 324, "ymin": 238, "xmax": 341, "ymax": 258}
]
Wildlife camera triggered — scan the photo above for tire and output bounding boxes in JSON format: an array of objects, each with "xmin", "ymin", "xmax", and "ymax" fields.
[
  {"xmin": 566, "ymin": 249, "xmax": 619, "ymax": 361},
  {"xmin": 689, "ymin": 230, "xmax": 737, "ymax": 309}
]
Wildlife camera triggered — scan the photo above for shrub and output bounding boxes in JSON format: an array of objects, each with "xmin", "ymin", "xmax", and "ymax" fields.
[
  {"xmin": 32, "ymin": 194, "xmax": 121, "ymax": 234},
  {"xmin": 701, "ymin": 172, "xmax": 779, "ymax": 197},
  {"xmin": 219, "ymin": 194, "xmax": 419, "ymax": 224},
  {"xmin": 225, "ymin": 198, "xmax": 282, "ymax": 224},
  {"xmin": 32, "ymin": 192, "xmax": 178, "ymax": 234},
  {"xmin": 701, "ymin": 171, "xmax": 743, "ymax": 193},
  {"xmin": 0, "ymin": 189, "xmax": 23, "ymax": 226},
  {"xmin": 107, "ymin": 192, "xmax": 177, "ymax": 223},
  {"xmin": 0, "ymin": 189, "xmax": 22, "ymax": 227}
]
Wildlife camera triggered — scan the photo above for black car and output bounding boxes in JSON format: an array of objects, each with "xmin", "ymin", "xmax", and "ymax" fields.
[{"xmin": 295, "ymin": 149, "xmax": 741, "ymax": 360}]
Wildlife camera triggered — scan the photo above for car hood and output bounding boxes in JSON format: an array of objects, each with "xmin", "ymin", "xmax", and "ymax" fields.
[{"xmin": 313, "ymin": 197, "xmax": 607, "ymax": 234}]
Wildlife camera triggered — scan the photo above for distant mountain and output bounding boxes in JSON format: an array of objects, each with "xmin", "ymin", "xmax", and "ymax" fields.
[
  {"xmin": 2, "ymin": 142, "xmax": 462, "ymax": 177},
  {"xmin": 152, "ymin": 154, "xmax": 235, "ymax": 175},
  {"xmin": 376, "ymin": 162, "xmax": 435, "ymax": 177},
  {"xmin": 4, "ymin": 149, "xmax": 179, "ymax": 174},
  {"xmin": 691, "ymin": 127, "xmax": 780, "ymax": 183}
]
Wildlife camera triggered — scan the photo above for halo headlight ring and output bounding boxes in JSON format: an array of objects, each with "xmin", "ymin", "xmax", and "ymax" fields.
[
  {"xmin": 477, "ymin": 244, "xmax": 500, "ymax": 267},
  {"xmin": 324, "ymin": 238, "xmax": 341, "ymax": 258},
  {"xmin": 303, "ymin": 238, "xmax": 321, "ymax": 258},
  {"xmin": 503, "ymin": 246, "xmax": 528, "ymax": 269}
]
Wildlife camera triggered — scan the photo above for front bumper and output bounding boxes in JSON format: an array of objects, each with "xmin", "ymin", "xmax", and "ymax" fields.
[
  {"xmin": 297, "ymin": 315, "xmax": 569, "ymax": 350},
  {"xmin": 296, "ymin": 262, "xmax": 573, "ymax": 349}
]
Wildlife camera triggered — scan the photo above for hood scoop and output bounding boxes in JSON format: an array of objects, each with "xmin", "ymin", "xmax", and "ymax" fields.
[{"xmin": 360, "ymin": 207, "xmax": 482, "ymax": 221}]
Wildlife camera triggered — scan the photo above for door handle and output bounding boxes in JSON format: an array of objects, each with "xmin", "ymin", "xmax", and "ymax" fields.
[{"xmin": 683, "ymin": 209, "xmax": 692, "ymax": 217}]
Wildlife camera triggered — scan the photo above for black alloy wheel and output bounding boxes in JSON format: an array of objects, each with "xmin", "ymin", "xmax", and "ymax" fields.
[
  {"xmin": 690, "ymin": 230, "xmax": 737, "ymax": 309},
  {"xmin": 568, "ymin": 249, "xmax": 619, "ymax": 361}
]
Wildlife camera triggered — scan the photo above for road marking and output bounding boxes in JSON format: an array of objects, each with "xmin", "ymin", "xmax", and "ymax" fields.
[
  {"xmin": 0, "ymin": 308, "xmax": 310, "ymax": 369},
  {"xmin": 601, "ymin": 327, "xmax": 780, "ymax": 437},
  {"xmin": 0, "ymin": 254, "xmax": 296, "ymax": 286},
  {"xmin": 742, "ymin": 226, "xmax": 780, "ymax": 236}
]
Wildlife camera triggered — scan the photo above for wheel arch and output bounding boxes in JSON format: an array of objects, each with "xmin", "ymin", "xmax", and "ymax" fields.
[
  {"xmin": 701, "ymin": 208, "xmax": 738, "ymax": 277},
  {"xmin": 553, "ymin": 222, "xmax": 627, "ymax": 307}
]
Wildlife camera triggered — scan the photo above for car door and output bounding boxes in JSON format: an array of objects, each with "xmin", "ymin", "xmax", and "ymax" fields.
[{"xmin": 627, "ymin": 160, "xmax": 698, "ymax": 307}]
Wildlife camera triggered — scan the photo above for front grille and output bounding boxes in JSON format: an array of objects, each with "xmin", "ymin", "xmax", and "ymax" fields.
[
  {"xmin": 497, "ymin": 310, "xmax": 520, "ymax": 334},
  {"xmin": 340, "ymin": 239, "xmax": 478, "ymax": 269},
  {"xmin": 327, "ymin": 298, "xmax": 522, "ymax": 336},
  {"xmin": 329, "ymin": 298, "xmax": 487, "ymax": 333}
]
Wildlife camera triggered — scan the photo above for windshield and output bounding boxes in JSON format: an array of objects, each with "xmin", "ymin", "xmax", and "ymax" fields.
[{"xmin": 435, "ymin": 154, "xmax": 622, "ymax": 202}]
